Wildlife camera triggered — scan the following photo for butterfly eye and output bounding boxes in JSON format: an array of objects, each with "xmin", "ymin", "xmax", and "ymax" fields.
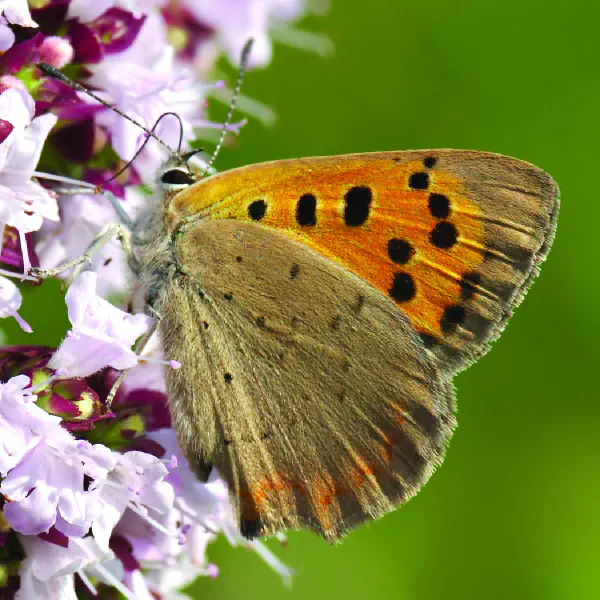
[{"xmin": 160, "ymin": 168, "xmax": 195, "ymax": 188}]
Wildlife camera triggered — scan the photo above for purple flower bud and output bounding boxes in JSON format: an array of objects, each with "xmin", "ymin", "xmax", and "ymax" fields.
[
  {"xmin": 97, "ymin": 368, "xmax": 171, "ymax": 431},
  {"xmin": 36, "ymin": 378, "xmax": 109, "ymax": 432},
  {"xmin": 0, "ymin": 346, "xmax": 54, "ymax": 382},
  {"xmin": 30, "ymin": 0, "xmax": 69, "ymax": 36},
  {"xmin": 68, "ymin": 7, "xmax": 146, "ymax": 64},
  {"xmin": 68, "ymin": 21, "xmax": 102, "ymax": 64},
  {"xmin": 161, "ymin": 5, "xmax": 214, "ymax": 60},
  {"xmin": 50, "ymin": 117, "xmax": 96, "ymax": 163}
]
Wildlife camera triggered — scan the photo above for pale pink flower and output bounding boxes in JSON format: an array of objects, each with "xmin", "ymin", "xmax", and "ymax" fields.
[
  {"xmin": 0, "ymin": 0, "xmax": 38, "ymax": 28},
  {"xmin": 0, "ymin": 18, "xmax": 15, "ymax": 52},
  {"xmin": 89, "ymin": 450, "xmax": 175, "ymax": 552},
  {"xmin": 18, "ymin": 535, "xmax": 112, "ymax": 600},
  {"xmin": 0, "ymin": 423, "xmax": 92, "ymax": 536},
  {"xmin": 0, "ymin": 0, "xmax": 38, "ymax": 51},
  {"xmin": 87, "ymin": 13, "xmax": 201, "ymax": 179},
  {"xmin": 48, "ymin": 271, "xmax": 152, "ymax": 378}
]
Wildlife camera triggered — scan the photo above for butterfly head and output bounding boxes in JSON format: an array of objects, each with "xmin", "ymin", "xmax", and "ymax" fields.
[
  {"xmin": 158, "ymin": 162, "xmax": 197, "ymax": 192},
  {"xmin": 157, "ymin": 147, "xmax": 207, "ymax": 195}
]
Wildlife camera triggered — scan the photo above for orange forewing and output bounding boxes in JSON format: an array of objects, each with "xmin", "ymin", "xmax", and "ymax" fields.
[{"xmin": 169, "ymin": 152, "xmax": 485, "ymax": 341}]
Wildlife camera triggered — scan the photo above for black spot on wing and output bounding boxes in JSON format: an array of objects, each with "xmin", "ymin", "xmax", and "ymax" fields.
[
  {"xmin": 430, "ymin": 222, "xmax": 458, "ymax": 249},
  {"xmin": 441, "ymin": 305, "xmax": 466, "ymax": 333},
  {"xmin": 428, "ymin": 193, "xmax": 450, "ymax": 218},
  {"xmin": 389, "ymin": 273, "xmax": 416, "ymax": 303},
  {"xmin": 344, "ymin": 186, "xmax": 372, "ymax": 226},
  {"xmin": 409, "ymin": 172, "xmax": 429, "ymax": 190},
  {"xmin": 248, "ymin": 200, "xmax": 267, "ymax": 221},
  {"xmin": 388, "ymin": 239, "xmax": 414, "ymax": 264},
  {"xmin": 296, "ymin": 194, "xmax": 317, "ymax": 226}
]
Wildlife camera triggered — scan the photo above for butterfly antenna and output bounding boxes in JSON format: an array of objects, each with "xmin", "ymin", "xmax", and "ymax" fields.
[
  {"xmin": 37, "ymin": 63, "xmax": 178, "ymax": 156},
  {"xmin": 101, "ymin": 112, "xmax": 185, "ymax": 186},
  {"xmin": 201, "ymin": 38, "xmax": 254, "ymax": 176}
]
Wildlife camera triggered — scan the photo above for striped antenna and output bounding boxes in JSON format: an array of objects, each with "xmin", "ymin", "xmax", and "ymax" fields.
[
  {"xmin": 201, "ymin": 38, "xmax": 254, "ymax": 175},
  {"xmin": 37, "ymin": 62, "xmax": 178, "ymax": 156}
]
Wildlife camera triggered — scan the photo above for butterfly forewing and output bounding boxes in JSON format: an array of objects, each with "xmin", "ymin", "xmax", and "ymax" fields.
[
  {"xmin": 161, "ymin": 221, "xmax": 455, "ymax": 541},
  {"xmin": 169, "ymin": 150, "xmax": 559, "ymax": 378},
  {"xmin": 157, "ymin": 149, "xmax": 558, "ymax": 541}
]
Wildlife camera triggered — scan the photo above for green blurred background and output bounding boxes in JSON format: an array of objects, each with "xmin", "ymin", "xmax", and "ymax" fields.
[{"xmin": 3, "ymin": 0, "xmax": 600, "ymax": 598}]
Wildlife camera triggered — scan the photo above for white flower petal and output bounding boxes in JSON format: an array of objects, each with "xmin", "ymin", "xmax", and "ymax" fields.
[
  {"xmin": 49, "ymin": 272, "xmax": 151, "ymax": 377},
  {"xmin": 0, "ymin": 22, "xmax": 15, "ymax": 51},
  {"xmin": 1, "ymin": 0, "xmax": 39, "ymax": 28},
  {"xmin": 0, "ymin": 88, "xmax": 34, "ymax": 130},
  {"xmin": 4, "ymin": 113, "xmax": 58, "ymax": 179},
  {"xmin": 19, "ymin": 535, "xmax": 107, "ymax": 584},
  {"xmin": 0, "ymin": 274, "xmax": 22, "ymax": 316}
]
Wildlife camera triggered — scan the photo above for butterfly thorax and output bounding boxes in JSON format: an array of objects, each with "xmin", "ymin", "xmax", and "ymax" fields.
[{"xmin": 132, "ymin": 187, "xmax": 185, "ymax": 313}]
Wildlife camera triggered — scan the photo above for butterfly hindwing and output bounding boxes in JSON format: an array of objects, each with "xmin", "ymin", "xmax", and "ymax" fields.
[
  {"xmin": 170, "ymin": 149, "xmax": 559, "ymax": 379},
  {"xmin": 161, "ymin": 220, "xmax": 455, "ymax": 542}
]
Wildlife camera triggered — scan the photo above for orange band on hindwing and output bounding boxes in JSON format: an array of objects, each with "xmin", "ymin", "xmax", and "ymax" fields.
[{"xmin": 238, "ymin": 414, "xmax": 419, "ymax": 537}]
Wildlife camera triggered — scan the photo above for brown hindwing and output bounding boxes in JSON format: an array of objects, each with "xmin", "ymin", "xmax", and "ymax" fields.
[{"xmin": 161, "ymin": 221, "xmax": 455, "ymax": 542}]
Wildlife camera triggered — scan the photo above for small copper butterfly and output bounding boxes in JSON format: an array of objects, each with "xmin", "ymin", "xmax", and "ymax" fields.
[
  {"xmin": 38, "ymin": 45, "xmax": 560, "ymax": 543},
  {"xmin": 139, "ymin": 148, "xmax": 558, "ymax": 542}
]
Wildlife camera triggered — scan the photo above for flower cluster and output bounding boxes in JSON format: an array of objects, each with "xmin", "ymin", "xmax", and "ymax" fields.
[{"xmin": 0, "ymin": 0, "xmax": 324, "ymax": 597}]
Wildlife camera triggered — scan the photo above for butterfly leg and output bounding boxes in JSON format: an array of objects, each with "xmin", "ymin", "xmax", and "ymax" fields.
[{"xmin": 30, "ymin": 222, "xmax": 139, "ymax": 282}]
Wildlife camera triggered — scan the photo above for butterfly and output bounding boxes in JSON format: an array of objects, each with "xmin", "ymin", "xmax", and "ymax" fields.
[
  {"xmin": 36, "ymin": 49, "xmax": 559, "ymax": 543},
  {"xmin": 134, "ymin": 148, "xmax": 559, "ymax": 543}
]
